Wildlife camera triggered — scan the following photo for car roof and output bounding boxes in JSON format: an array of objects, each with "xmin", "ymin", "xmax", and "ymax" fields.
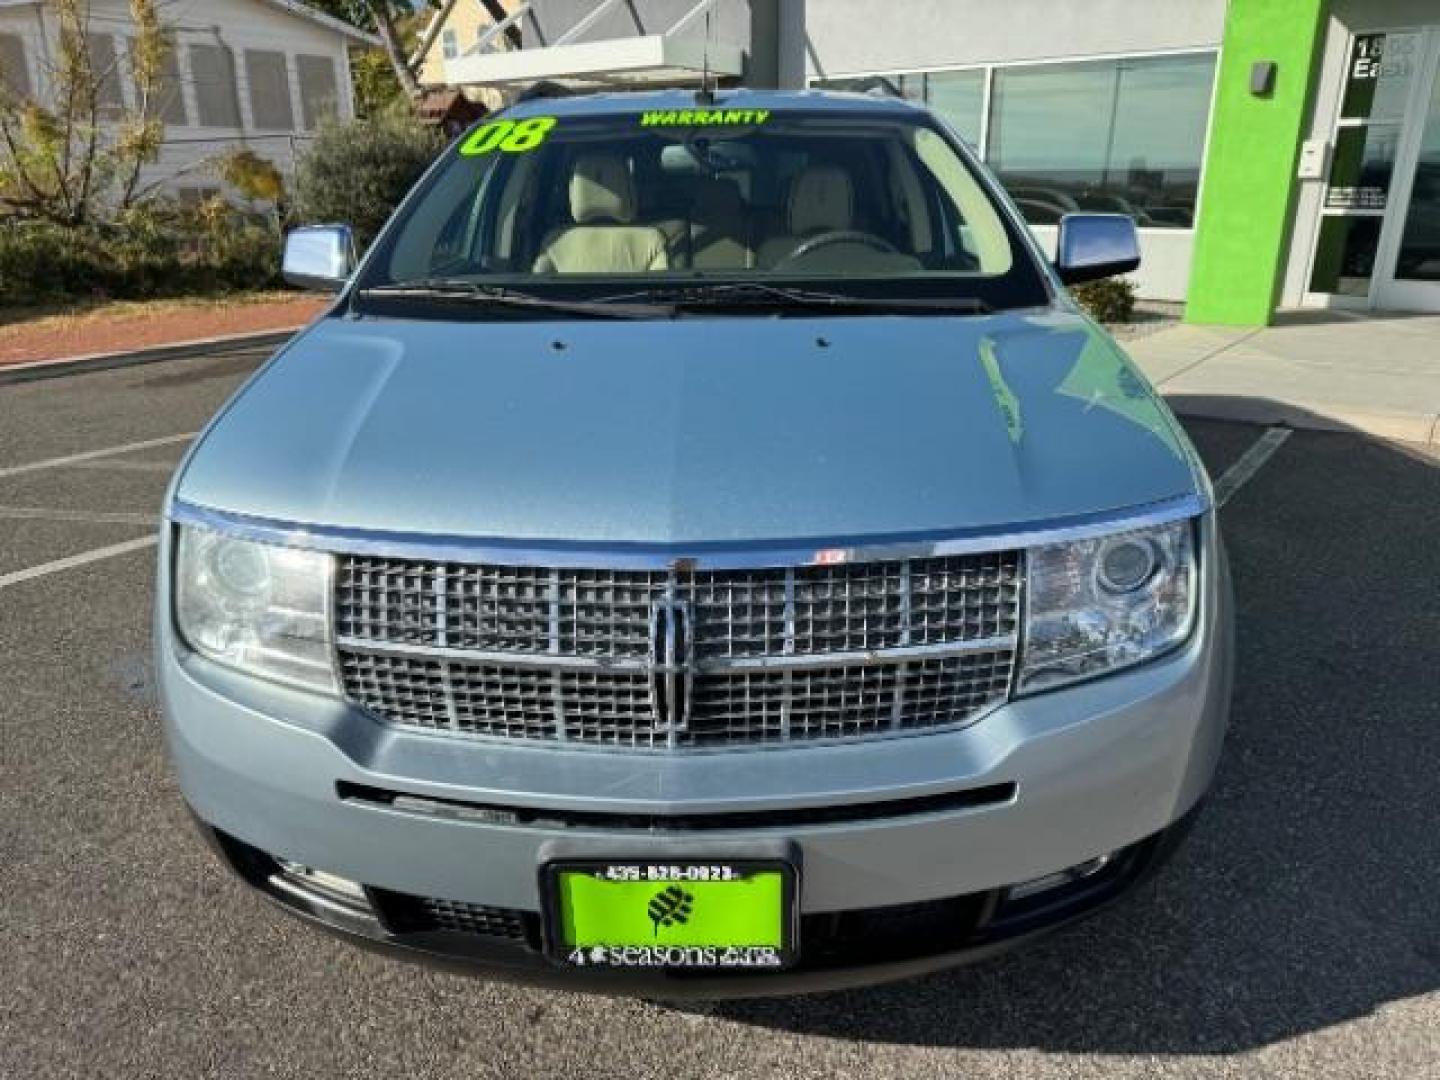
[{"xmin": 501, "ymin": 87, "xmax": 928, "ymax": 121}]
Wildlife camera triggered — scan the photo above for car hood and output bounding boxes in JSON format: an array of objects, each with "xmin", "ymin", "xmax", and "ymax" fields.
[{"xmin": 176, "ymin": 309, "xmax": 1201, "ymax": 549}]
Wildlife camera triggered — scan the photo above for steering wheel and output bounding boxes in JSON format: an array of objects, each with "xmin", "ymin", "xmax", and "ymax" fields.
[{"xmin": 773, "ymin": 230, "xmax": 899, "ymax": 270}]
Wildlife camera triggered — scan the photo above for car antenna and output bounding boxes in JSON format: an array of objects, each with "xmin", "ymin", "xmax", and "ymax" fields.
[{"xmin": 695, "ymin": 9, "xmax": 716, "ymax": 105}]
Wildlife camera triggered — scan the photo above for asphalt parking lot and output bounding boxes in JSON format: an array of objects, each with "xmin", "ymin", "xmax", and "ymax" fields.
[{"xmin": 2, "ymin": 346, "xmax": 1438, "ymax": 1079}]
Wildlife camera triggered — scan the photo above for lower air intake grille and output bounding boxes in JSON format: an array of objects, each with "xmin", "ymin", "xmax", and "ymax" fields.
[
  {"xmin": 419, "ymin": 898, "xmax": 529, "ymax": 940},
  {"xmin": 375, "ymin": 890, "xmax": 531, "ymax": 942}
]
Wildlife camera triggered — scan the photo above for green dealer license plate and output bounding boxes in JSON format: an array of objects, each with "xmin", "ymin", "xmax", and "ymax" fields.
[{"xmin": 543, "ymin": 861, "xmax": 797, "ymax": 970}]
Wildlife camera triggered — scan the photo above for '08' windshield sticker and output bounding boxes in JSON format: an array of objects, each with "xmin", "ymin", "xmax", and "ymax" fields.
[
  {"xmin": 639, "ymin": 108, "xmax": 771, "ymax": 127},
  {"xmin": 459, "ymin": 116, "xmax": 557, "ymax": 156}
]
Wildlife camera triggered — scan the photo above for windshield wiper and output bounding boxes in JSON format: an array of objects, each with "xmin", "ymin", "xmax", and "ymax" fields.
[
  {"xmin": 359, "ymin": 279, "xmax": 672, "ymax": 319},
  {"xmin": 596, "ymin": 282, "xmax": 992, "ymax": 315}
]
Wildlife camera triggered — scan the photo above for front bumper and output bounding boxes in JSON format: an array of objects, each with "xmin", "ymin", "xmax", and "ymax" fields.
[
  {"xmin": 195, "ymin": 805, "xmax": 1199, "ymax": 998},
  {"xmin": 157, "ymin": 517, "xmax": 1232, "ymax": 997}
]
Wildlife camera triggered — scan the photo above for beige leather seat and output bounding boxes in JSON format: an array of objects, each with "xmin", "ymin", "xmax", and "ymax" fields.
[
  {"xmin": 533, "ymin": 153, "xmax": 670, "ymax": 274},
  {"xmin": 756, "ymin": 164, "xmax": 921, "ymax": 273},
  {"xmin": 756, "ymin": 164, "xmax": 856, "ymax": 269}
]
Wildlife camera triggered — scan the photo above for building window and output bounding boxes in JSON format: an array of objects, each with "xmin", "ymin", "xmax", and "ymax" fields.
[
  {"xmin": 815, "ymin": 52, "xmax": 1217, "ymax": 229},
  {"xmin": 136, "ymin": 35, "xmax": 187, "ymax": 126},
  {"xmin": 296, "ymin": 54, "xmax": 339, "ymax": 131},
  {"xmin": 176, "ymin": 185, "xmax": 223, "ymax": 205},
  {"xmin": 86, "ymin": 33, "xmax": 126, "ymax": 117},
  {"xmin": 1340, "ymin": 32, "xmax": 1415, "ymax": 123},
  {"xmin": 0, "ymin": 32, "xmax": 32, "ymax": 99},
  {"xmin": 989, "ymin": 54, "xmax": 1216, "ymax": 228},
  {"xmin": 813, "ymin": 71, "xmax": 985, "ymax": 148},
  {"xmin": 245, "ymin": 49, "xmax": 294, "ymax": 131},
  {"xmin": 922, "ymin": 70, "xmax": 985, "ymax": 149},
  {"xmin": 442, "ymin": 28, "xmax": 459, "ymax": 60},
  {"xmin": 190, "ymin": 43, "xmax": 242, "ymax": 128}
]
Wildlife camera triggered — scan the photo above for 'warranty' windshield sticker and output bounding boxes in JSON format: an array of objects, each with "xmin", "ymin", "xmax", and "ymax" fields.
[{"xmin": 639, "ymin": 109, "xmax": 771, "ymax": 127}]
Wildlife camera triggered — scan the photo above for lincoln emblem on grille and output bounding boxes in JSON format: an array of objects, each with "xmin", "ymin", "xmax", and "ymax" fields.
[{"xmin": 648, "ymin": 591, "xmax": 695, "ymax": 743}]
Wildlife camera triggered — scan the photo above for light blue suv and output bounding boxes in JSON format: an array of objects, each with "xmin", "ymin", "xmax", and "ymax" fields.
[{"xmin": 158, "ymin": 89, "xmax": 1231, "ymax": 997}]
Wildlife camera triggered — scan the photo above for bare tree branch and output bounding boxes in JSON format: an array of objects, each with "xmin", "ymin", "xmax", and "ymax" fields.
[
  {"xmin": 0, "ymin": 0, "xmax": 170, "ymax": 224},
  {"xmin": 372, "ymin": 3, "xmax": 422, "ymax": 100}
]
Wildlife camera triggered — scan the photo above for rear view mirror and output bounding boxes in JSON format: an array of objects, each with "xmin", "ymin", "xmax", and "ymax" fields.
[
  {"xmin": 282, "ymin": 225, "xmax": 357, "ymax": 292},
  {"xmin": 1054, "ymin": 213, "xmax": 1140, "ymax": 285}
]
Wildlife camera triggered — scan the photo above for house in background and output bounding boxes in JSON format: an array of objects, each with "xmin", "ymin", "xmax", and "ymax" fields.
[
  {"xmin": 412, "ymin": 0, "xmax": 521, "ymax": 112},
  {"xmin": 0, "ymin": 0, "xmax": 375, "ymax": 201}
]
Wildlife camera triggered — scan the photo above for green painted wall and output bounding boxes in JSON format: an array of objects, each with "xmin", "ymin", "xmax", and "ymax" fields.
[{"xmin": 1186, "ymin": 0, "xmax": 1328, "ymax": 325}]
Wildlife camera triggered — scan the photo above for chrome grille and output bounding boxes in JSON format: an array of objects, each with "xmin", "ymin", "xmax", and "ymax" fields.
[{"xmin": 336, "ymin": 552, "xmax": 1022, "ymax": 749}]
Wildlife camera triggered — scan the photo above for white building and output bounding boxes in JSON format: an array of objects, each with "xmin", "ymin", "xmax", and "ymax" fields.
[{"xmin": 0, "ymin": 0, "xmax": 375, "ymax": 199}]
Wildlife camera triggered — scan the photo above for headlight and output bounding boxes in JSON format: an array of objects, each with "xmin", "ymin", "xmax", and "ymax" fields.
[
  {"xmin": 1019, "ymin": 519, "xmax": 1197, "ymax": 693},
  {"xmin": 174, "ymin": 527, "xmax": 337, "ymax": 694}
]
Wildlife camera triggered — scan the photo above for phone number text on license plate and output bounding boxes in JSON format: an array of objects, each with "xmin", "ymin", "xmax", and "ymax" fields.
[
  {"xmin": 592, "ymin": 863, "xmax": 743, "ymax": 883},
  {"xmin": 565, "ymin": 945, "xmax": 784, "ymax": 969}
]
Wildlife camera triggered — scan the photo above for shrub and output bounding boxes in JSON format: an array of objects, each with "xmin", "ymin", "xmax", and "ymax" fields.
[
  {"xmin": 0, "ymin": 202, "xmax": 281, "ymax": 307},
  {"xmin": 350, "ymin": 48, "xmax": 408, "ymax": 119},
  {"xmin": 294, "ymin": 106, "xmax": 445, "ymax": 250},
  {"xmin": 219, "ymin": 148, "xmax": 287, "ymax": 206},
  {"xmin": 1071, "ymin": 277, "xmax": 1138, "ymax": 324},
  {"xmin": 208, "ymin": 220, "xmax": 284, "ymax": 292},
  {"xmin": 173, "ymin": 199, "xmax": 284, "ymax": 292},
  {"xmin": 0, "ymin": 220, "xmax": 109, "ymax": 304}
]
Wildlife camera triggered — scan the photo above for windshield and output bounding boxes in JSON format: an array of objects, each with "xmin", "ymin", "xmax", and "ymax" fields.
[{"xmin": 355, "ymin": 102, "xmax": 1050, "ymax": 313}]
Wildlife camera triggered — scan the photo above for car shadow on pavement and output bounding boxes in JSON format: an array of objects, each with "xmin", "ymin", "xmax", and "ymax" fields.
[{"xmin": 692, "ymin": 404, "xmax": 1440, "ymax": 1055}]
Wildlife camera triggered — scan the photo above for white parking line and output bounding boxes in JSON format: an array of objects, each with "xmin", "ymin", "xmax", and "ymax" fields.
[
  {"xmin": 1214, "ymin": 427, "xmax": 1292, "ymax": 508},
  {"xmin": 60, "ymin": 459, "xmax": 179, "ymax": 474},
  {"xmin": 0, "ymin": 535, "xmax": 157, "ymax": 591},
  {"xmin": 0, "ymin": 432, "xmax": 194, "ymax": 480},
  {"xmin": 0, "ymin": 506, "xmax": 159, "ymax": 526}
]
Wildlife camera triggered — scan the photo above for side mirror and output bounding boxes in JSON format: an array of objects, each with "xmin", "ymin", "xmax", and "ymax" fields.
[
  {"xmin": 282, "ymin": 225, "xmax": 357, "ymax": 292},
  {"xmin": 1054, "ymin": 213, "xmax": 1140, "ymax": 285}
]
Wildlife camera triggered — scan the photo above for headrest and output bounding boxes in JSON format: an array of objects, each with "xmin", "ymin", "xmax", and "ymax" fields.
[
  {"xmin": 788, "ymin": 165, "xmax": 853, "ymax": 235},
  {"xmin": 570, "ymin": 153, "xmax": 636, "ymax": 224}
]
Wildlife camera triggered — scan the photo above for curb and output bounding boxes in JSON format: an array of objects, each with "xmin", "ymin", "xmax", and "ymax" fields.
[
  {"xmin": 1162, "ymin": 392, "xmax": 1440, "ymax": 447},
  {"xmin": 0, "ymin": 327, "xmax": 302, "ymax": 387}
]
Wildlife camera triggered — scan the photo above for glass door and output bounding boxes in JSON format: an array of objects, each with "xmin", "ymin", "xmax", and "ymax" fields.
[
  {"xmin": 1373, "ymin": 31, "xmax": 1440, "ymax": 310},
  {"xmin": 1305, "ymin": 30, "xmax": 1422, "ymax": 305}
]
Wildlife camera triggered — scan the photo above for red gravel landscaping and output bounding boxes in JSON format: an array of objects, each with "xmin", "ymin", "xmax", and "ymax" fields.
[{"xmin": 0, "ymin": 294, "xmax": 328, "ymax": 367}]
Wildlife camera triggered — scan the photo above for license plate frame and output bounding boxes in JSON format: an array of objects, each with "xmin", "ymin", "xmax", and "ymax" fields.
[{"xmin": 540, "ymin": 858, "xmax": 799, "ymax": 972}]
